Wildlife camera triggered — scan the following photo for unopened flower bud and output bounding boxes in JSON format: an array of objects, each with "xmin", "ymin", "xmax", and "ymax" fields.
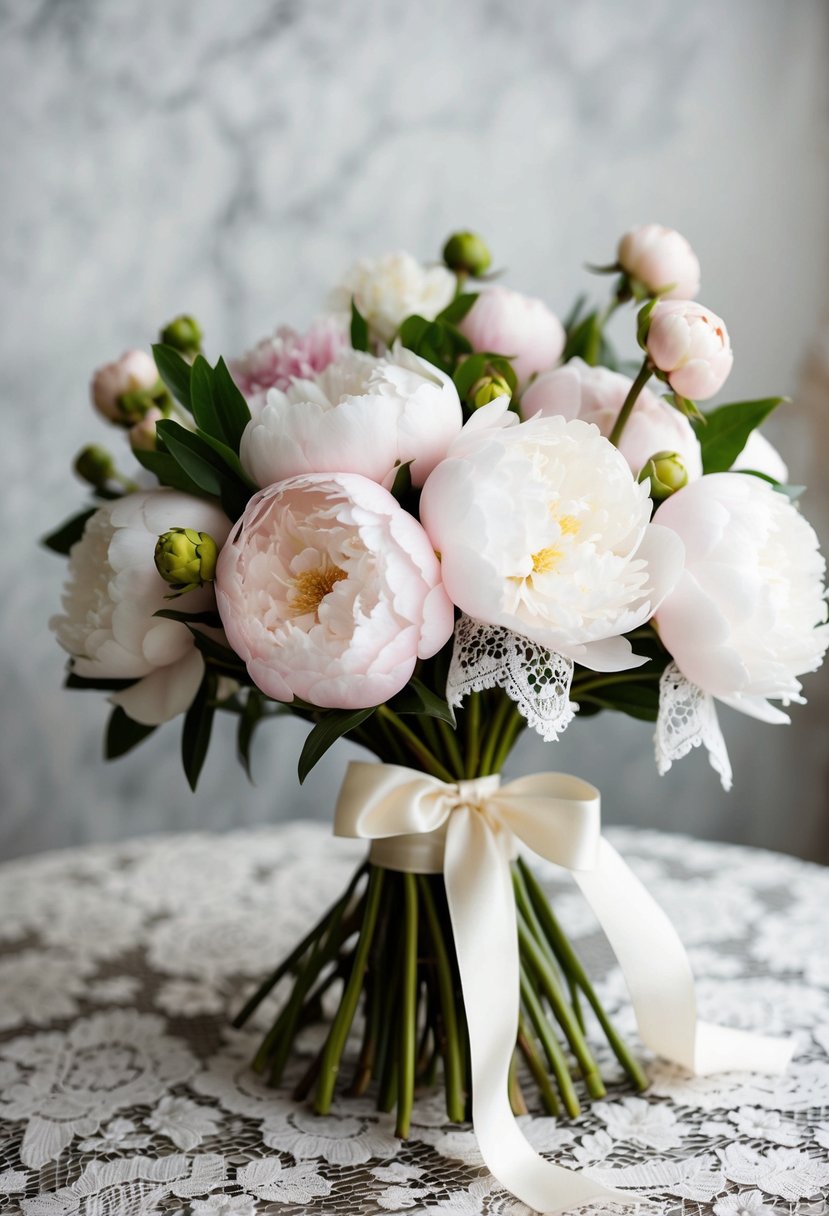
[
  {"xmin": 160, "ymin": 314, "xmax": 203, "ymax": 357},
  {"xmin": 91, "ymin": 350, "xmax": 159, "ymax": 425},
  {"xmin": 470, "ymin": 373, "xmax": 511, "ymax": 409},
  {"xmin": 129, "ymin": 407, "xmax": 164, "ymax": 453},
  {"xmin": 154, "ymin": 528, "xmax": 219, "ymax": 592},
  {"xmin": 74, "ymin": 444, "xmax": 116, "ymax": 489},
  {"xmin": 638, "ymin": 450, "xmax": 688, "ymax": 501},
  {"xmin": 442, "ymin": 231, "xmax": 492, "ymax": 277}
]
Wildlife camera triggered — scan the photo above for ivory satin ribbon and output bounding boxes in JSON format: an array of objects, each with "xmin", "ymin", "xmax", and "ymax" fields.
[{"xmin": 334, "ymin": 762, "xmax": 793, "ymax": 1215}]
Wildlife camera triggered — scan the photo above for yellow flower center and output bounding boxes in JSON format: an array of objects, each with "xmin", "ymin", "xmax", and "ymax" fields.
[
  {"xmin": 531, "ymin": 546, "xmax": 564, "ymax": 574},
  {"xmin": 290, "ymin": 564, "xmax": 347, "ymax": 618},
  {"xmin": 557, "ymin": 514, "xmax": 580, "ymax": 536}
]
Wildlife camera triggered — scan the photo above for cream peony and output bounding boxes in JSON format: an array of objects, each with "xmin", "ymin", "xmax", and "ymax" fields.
[
  {"xmin": 215, "ymin": 473, "xmax": 454, "ymax": 709},
  {"xmin": 521, "ymin": 357, "xmax": 703, "ymax": 480},
  {"xmin": 645, "ymin": 300, "xmax": 733, "ymax": 401},
  {"xmin": 457, "ymin": 285, "xmax": 566, "ymax": 385},
  {"xmin": 330, "ymin": 251, "xmax": 456, "ymax": 345},
  {"xmin": 732, "ymin": 429, "xmax": 789, "ymax": 483},
  {"xmin": 420, "ymin": 403, "xmax": 684, "ymax": 671},
  {"xmin": 617, "ymin": 224, "xmax": 701, "ymax": 299},
  {"xmin": 654, "ymin": 473, "xmax": 829, "ymax": 720},
  {"xmin": 51, "ymin": 491, "xmax": 231, "ymax": 725},
  {"xmin": 239, "ymin": 345, "xmax": 463, "ymax": 491}
]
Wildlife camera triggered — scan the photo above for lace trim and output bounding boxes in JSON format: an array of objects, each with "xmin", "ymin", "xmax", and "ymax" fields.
[
  {"xmin": 655, "ymin": 663, "xmax": 733, "ymax": 791},
  {"xmin": 446, "ymin": 614, "xmax": 576, "ymax": 743}
]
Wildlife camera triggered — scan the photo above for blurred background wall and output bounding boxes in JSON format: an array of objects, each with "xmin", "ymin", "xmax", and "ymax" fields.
[{"xmin": 2, "ymin": 0, "xmax": 828, "ymax": 861}]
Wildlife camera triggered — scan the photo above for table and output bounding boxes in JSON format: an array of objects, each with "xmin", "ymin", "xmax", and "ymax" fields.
[{"xmin": 1, "ymin": 824, "xmax": 828, "ymax": 1216}]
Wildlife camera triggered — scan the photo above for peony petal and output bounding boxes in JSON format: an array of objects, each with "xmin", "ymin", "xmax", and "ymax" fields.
[{"xmin": 110, "ymin": 648, "xmax": 205, "ymax": 725}]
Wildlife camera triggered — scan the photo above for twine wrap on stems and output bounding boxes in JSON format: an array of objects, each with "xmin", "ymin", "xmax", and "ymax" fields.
[{"xmin": 335, "ymin": 760, "xmax": 794, "ymax": 1216}]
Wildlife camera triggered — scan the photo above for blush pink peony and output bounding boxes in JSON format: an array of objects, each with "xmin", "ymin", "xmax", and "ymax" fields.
[
  {"xmin": 91, "ymin": 350, "xmax": 159, "ymax": 424},
  {"xmin": 457, "ymin": 286, "xmax": 566, "ymax": 385},
  {"xmin": 654, "ymin": 473, "xmax": 829, "ymax": 721},
  {"xmin": 521, "ymin": 357, "xmax": 703, "ymax": 480},
  {"xmin": 215, "ymin": 473, "xmax": 454, "ymax": 709},
  {"xmin": 617, "ymin": 224, "xmax": 701, "ymax": 299},
  {"xmin": 239, "ymin": 345, "xmax": 462, "ymax": 491},
  {"xmin": 645, "ymin": 300, "xmax": 733, "ymax": 401},
  {"xmin": 230, "ymin": 317, "xmax": 348, "ymax": 416},
  {"xmin": 420, "ymin": 402, "xmax": 684, "ymax": 671}
]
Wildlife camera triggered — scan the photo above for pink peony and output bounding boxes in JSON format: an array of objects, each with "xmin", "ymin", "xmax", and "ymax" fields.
[
  {"xmin": 521, "ymin": 357, "xmax": 703, "ymax": 480},
  {"xmin": 645, "ymin": 300, "xmax": 733, "ymax": 401},
  {"xmin": 654, "ymin": 473, "xmax": 829, "ymax": 720},
  {"xmin": 230, "ymin": 317, "xmax": 348, "ymax": 415},
  {"xmin": 239, "ymin": 345, "xmax": 462, "ymax": 491},
  {"xmin": 215, "ymin": 473, "xmax": 454, "ymax": 709},
  {"xmin": 617, "ymin": 224, "xmax": 701, "ymax": 299},
  {"xmin": 90, "ymin": 350, "xmax": 158, "ymax": 424},
  {"xmin": 457, "ymin": 286, "xmax": 565, "ymax": 384}
]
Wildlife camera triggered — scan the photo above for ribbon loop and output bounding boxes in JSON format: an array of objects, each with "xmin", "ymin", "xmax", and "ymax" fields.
[{"xmin": 334, "ymin": 760, "xmax": 793, "ymax": 1214}]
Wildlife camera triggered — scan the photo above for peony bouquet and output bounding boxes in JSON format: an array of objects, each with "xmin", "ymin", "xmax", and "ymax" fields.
[{"xmin": 47, "ymin": 226, "xmax": 828, "ymax": 1210}]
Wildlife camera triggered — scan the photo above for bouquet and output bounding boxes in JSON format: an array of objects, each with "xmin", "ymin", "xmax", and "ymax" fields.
[{"xmin": 47, "ymin": 225, "xmax": 828, "ymax": 1211}]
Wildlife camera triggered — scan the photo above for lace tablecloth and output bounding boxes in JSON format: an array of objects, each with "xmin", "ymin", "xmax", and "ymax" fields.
[{"xmin": 1, "ymin": 823, "xmax": 828, "ymax": 1216}]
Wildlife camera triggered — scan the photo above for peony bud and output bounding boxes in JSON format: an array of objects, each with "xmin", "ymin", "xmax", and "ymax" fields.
[
  {"xmin": 129, "ymin": 407, "xmax": 164, "ymax": 453},
  {"xmin": 442, "ymin": 231, "xmax": 492, "ymax": 278},
  {"xmin": 644, "ymin": 300, "xmax": 733, "ymax": 401},
  {"xmin": 74, "ymin": 444, "xmax": 116, "ymax": 490},
  {"xmin": 638, "ymin": 450, "xmax": 688, "ymax": 501},
  {"xmin": 618, "ymin": 224, "xmax": 701, "ymax": 300},
  {"xmin": 160, "ymin": 314, "xmax": 203, "ymax": 357},
  {"xmin": 470, "ymin": 372, "xmax": 511, "ymax": 409},
  {"xmin": 90, "ymin": 350, "xmax": 159, "ymax": 425},
  {"xmin": 154, "ymin": 528, "xmax": 218, "ymax": 593}
]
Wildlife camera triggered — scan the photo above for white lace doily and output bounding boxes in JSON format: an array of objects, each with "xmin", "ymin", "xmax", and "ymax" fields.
[
  {"xmin": 1, "ymin": 823, "xmax": 828, "ymax": 1216},
  {"xmin": 655, "ymin": 663, "xmax": 733, "ymax": 792},
  {"xmin": 446, "ymin": 615, "xmax": 577, "ymax": 743}
]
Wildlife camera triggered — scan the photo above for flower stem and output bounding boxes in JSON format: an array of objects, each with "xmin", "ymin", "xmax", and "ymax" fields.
[
  {"xmin": 396, "ymin": 873, "xmax": 419, "ymax": 1138},
  {"xmin": 517, "ymin": 1014, "xmax": 561, "ymax": 1116},
  {"xmin": 608, "ymin": 357, "xmax": 653, "ymax": 447},
  {"xmin": 418, "ymin": 876, "xmax": 466, "ymax": 1123},
  {"xmin": 314, "ymin": 866, "xmax": 385, "ymax": 1114},
  {"xmin": 376, "ymin": 706, "xmax": 455, "ymax": 782},
  {"xmin": 437, "ymin": 718, "xmax": 465, "ymax": 779},
  {"xmin": 520, "ymin": 965, "xmax": 581, "ymax": 1117},
  {"xmin": 479, "ymin": 693, "xmax": 512, "ymax": 776},
  {"xmin": 463, "ymin": 693, "xmax": 482, "ymax": 778}
]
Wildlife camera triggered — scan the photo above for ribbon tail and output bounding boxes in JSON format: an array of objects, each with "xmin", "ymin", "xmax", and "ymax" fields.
[
  {"xmin": 572, "ymin": 838, "xmax": 793, "ymax": 1075},
  {"xmin": 443, "ymin": 810, "xmax": 631, "ymax": 1214}
]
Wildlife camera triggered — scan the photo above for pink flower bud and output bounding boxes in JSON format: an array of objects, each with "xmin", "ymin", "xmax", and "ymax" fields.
[
  {"xmin": 617, "ymin": 224, "xmax": 701, "ymax": 299},
  {"xmin": 457, "ymin": 286, "xmax": 565, "ymax": 385},
  {"xmin": 129, "ymin": 406, "xmax": 164, "ymax": 452},
  {"xmin": 91, "ymin": 350, "xmax": 159, "ymax": 423},
  {"xmin": 645, "ymin": 300, "xmax": 733, "ymax": 401}
]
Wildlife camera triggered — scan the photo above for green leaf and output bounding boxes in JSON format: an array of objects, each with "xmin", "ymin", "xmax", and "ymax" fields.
[
  {"xmin": 453, "ymin": 352, "xmax": 518, "ymax": 403},
  {"xmin": 196, "ymin": 428, "xmax": 252, "ymax": 484},
  {"xmin": 42, "ymin": 508, "xmax": 97, "ymax": 555},
  {"xmin": 562, "ymin": 310, "xmax": 602, "ymax": 365},
  {"xmin": 636, "ymin": 298, "xmax": 658, "ymax": 350},
  {"xmin": 132, "ymin": 446, "xmax": 210, "ymax": 497},
  {"xmin": 66, "ymin": 671, "xmax": 134, "ymax": 692},
  {"xmin": 237, "ymin": 688, "xmax": 265, "ymax": 781},
  {"xmin": 213, "ymin": 357, "xmax": 252, "ymax": 451},
  {"xmin": 181, "ymin": 671, "xmax": 216, "ymax": 791},
  {"xmin": 187, "ymin": 629, "xmax": 244, "ymax": 667},
  {"xmin": 398, "ymin": 315, "xmax": 471, "ymax": 375},
  {"xmin": 351, "ymin": 299, "xmax": 369, "ymax": 351},
  {"xmin": 389, "ymin": 677, "xmax": 456, "ymax": 725},
  {"xmin": 298, "ymin": 707, "xmax": 376, "ymax": 784},
  {"xmin": 153, "ymin": 608, "xmax": 224, "ymax": 628},
  {"xmin": 152, "ymin": 343, "xmax": 192, "ymax": 410},
  {"xmin": 436, "ymin": 293, "xmax": 478, "ymax": 325},
  {"xmin": 105, "ymin": 706, "xmax": 157, "ymax": 759},
  {"xmin": 155, "ymin": 420, "xmax": 227, "ymax": 497},
  {"xmin": 694, "ymin": 397, "xmax": 786, "ymax": 474},
  {"xmin": 579, "ymin": 682, "xmax": 660, "ymax": 722}
]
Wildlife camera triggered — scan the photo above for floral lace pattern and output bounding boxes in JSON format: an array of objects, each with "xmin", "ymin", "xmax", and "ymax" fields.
[
  {"xmin": 446, "ymin": 615, "xmax": 576, "ymax": 742},
  {"xmin": 655, "ymin": 663, "xmax": 733, "ymax": 792},
  {"xmin": 0, "ymin": 824, "xmax": 827, "ymax": 1215}
]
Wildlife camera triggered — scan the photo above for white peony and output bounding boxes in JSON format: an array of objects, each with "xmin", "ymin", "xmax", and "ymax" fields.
[
  {"xmin": 330, "ymin": 250, "xmax": 456, "ymax": 345},
  {"xmin": 654, "ymin": 473, "xmax": 829, "ymax": 720},
  {"xmin": 420, "ymin": 402, "xmax": 684, "ymax": 671},
  {"xmin": 521, "ymin": 357, "xmax": 703, "ymax": 480},
  {"xmin": 239, "ymin": 344, "xmax": 463, "ymax": 491},
  {"xmin": 51, "ymin": 491, "xmax": 231, "ymax": 725}
]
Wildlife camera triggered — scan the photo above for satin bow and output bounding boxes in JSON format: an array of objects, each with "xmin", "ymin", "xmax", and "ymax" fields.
[{"xmin": 335, "ymin": 762, "xmax": 792, "ymax": 1214}]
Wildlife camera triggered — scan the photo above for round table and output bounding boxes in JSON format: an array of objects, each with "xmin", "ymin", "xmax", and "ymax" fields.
[{"xmin": 1, "ymin": 824, "xmax": 828, "ymax": 1216}]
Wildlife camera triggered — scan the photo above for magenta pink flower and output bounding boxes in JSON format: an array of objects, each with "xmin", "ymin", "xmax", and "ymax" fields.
[
  {"xmin": 230, "ymin": 318, "xmax": 348, "ymax": 414},
  {"xmin": 215, "ymin": 473, "xmax": 454, "ymax": 709}
]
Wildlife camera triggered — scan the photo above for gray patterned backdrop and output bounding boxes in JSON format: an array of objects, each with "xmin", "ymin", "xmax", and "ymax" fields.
[{"xmin": 2, "ymin": 0, "xmax": 829, "ymax": 861}]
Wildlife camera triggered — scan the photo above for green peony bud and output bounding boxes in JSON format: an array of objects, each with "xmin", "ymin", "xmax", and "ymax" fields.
[
  {"xmin": 638, "ymin": 450, "xmax": 688, "ymax": 501},
  {"xmin": 154, "ymin": 528, "xmax": 218, "ymax": 593},
  {"xmin": 442, "ymin": 231, "xmax": 492, "ymax": 277},
  {"xmin": 160, "ymin": 314, "xmax": 203, "ymax": 357},
  {"xmin": 470, "ymin": 373, "xmax": 511, "ymax": 409},
  {"xmin": 74, "ymin": 444, "xmax": 116, "ymax": 489}
]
